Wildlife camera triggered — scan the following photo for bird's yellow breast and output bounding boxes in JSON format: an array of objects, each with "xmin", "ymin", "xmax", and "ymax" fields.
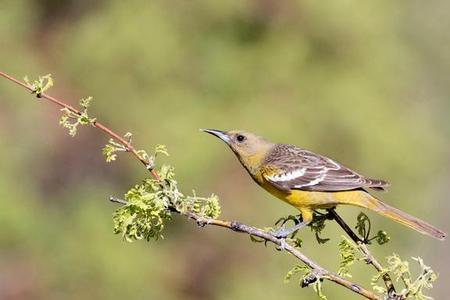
[{"xmin": 260, "ymin": 183, "xmax": 338, "ymax": 209}]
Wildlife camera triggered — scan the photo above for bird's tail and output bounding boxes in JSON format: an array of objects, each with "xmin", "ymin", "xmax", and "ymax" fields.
[{"xmin": 340, "ymin": 192, "xmax": 446, "ymax": 240}]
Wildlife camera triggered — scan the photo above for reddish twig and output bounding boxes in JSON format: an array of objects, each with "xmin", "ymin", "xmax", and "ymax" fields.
[{"xmin": 0, "ymin": 70, "xmax": 160, "ymax": 181}]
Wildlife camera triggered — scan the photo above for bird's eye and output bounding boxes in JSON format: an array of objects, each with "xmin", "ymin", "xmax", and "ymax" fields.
[{"xmin": 236, "ymin": 135, "xmax": 246, "ymax": 142}]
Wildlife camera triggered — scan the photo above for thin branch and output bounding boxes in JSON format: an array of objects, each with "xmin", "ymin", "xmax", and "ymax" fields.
[
  {"xmin": 0, "ymin": 70, "xmax": 160, "ymax": 181},
  {"xmin": 328, "ymin": 209, "xmax": 397, "ymax": 297},
  {"xmin": 109, "ymin": 196, "xmax": 380, "ymax": 300},
  {"xmin": 3, "ymin": 70, "xmax": 382, "ymax": 300},
  {"xmin": 328, "ymin": 209, "xmax": 363, "ymax": 243},
  {"xmin": 109, "ymin": 196, "xmax": 128, "ymax": 205}
]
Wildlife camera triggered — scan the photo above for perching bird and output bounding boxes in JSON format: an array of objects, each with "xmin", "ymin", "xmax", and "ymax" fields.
[{"xmin": 202, "ymin": 129, "xmax": 446, "ymax": 240}]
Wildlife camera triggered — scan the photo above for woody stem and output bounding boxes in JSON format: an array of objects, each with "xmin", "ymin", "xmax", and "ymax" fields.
[{"xmin": 327, "ymin": 208, "xmax": 396, "ymax": 296}]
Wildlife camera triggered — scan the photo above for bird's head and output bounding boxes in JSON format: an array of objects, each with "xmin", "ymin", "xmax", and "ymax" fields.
[{"xmin": 201, "ymin": 129, "xmax": 274, "ymax": 172}]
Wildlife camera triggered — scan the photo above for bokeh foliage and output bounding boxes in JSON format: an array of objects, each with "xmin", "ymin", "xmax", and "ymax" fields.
[{"xmin": 1, "ymin": 0, "xmax": 449, "ymax": 299}]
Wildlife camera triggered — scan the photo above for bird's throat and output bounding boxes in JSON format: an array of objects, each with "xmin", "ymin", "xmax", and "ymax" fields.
[{"xmin": 235, "ymin": 151, "xmax": 266, "ymax": 177}]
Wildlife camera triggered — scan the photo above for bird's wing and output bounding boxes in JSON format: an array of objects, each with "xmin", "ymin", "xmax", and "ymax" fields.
[{"xmin": 261, "ymin": 144, "xmax": 389, "ymax": 192}]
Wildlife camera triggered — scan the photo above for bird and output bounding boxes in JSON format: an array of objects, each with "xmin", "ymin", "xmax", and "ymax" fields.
[{"xmin": 202, "ymin": 129, "xmax": 446, "ymax": 240}]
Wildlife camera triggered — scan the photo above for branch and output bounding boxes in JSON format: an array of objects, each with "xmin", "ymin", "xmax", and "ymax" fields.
[
  {"xmin": 0, "ymin": 70, "xmax": 160, "ymax": 181},
  {"xmin": 108, "ymin": 195, "xmax": 380, "ymax": 300},
  {"xmin": 328, "ymin": 209, "xmax": 398, "ymax": 298}
]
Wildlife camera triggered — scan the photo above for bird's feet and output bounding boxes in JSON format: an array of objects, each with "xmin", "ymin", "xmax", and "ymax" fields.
[
  {"xmin": 271, "ymin": 221, "xmax": 308, "ymax": 239},
  {"xmin": 271, "ymin": 225, "xmax": 291, "ymax": 239}
]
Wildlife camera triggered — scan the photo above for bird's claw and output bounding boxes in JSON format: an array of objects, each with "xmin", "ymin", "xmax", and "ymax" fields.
[
  {"xmin": 271, "ymin": 225, "xmax": 291, "ymax": 239},
  {"xmin": 271, "ymin": 220, "xmax": 307, "ymax": 239}
]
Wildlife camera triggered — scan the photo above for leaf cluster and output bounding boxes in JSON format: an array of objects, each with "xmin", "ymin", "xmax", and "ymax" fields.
[
  {"xmin": 356, "ymin": 212, "xmax": 390, "ymax": 245},
  {"xmin": 59, "ymin": 96, "xmax": 96, "ymax": 137},
  {"xmin": 371, "ymin": 254, "xmax": 438, "ymax": 299},
  {"xmin": 309, "ymin": 211, "xmax": 332, "ymax": 244},
  {"xmin": 24, "ymin": 74, "xmax": 53, "ymax": 97},
  {"xmin": 337, "ymin": 237, "xmax": 357, "ymax": 278},
  {"xmin": 285, "ymin": 265, "xmax": 327, "ymax": 300},
  {"xmin": 112, "ymin": 146, "xmax": 220, "ymax": 242}
]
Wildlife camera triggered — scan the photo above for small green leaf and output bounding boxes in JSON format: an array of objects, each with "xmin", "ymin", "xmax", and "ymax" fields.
[
  {"xmin": 58, "ymin": 96, "xmax": 96, "ymax": 137},
  {"xmin": 355, "ymin": 212, "xmax": 371, "ymax": 241},
  {"xmin": 375, "ymin": 230, "xmax": 390, "ymax": 245},
  {"xmin": 285, "ymin": 265, "xmax": 327, "ymax": 299},
  {"xmin": 309, "ymin": 212, "xmax": 330, "ymax": 244},
  {"xmin": 136, "ymin": 149, "xmax": 151, "ymax": 164},
  {"xmin": 285, "ymin": 264, "xmax": 310, "ymax": 283},
  {"xmin": 312, "ymin": 279, "xmax": 327, "ymax": 300},
  {"xmin": 250, "ymin": 235, "xmax": 265, "ymax": 243},
  {"xmin": 102, "ymin": 134, "xmax": 136, "ymax": 163},
  {"xmin": 155, "ymin": 144, "xmax": 169, "ymax": 157},
  {"xmin": 102, "ymin": 143, "xmax": 118, "ymax": 162},
  {"xmin": 292, "ymin": 237, "xmax": 303, "ymax": 248},
  {"xmin": 337, "ymin": 237, "xmax": 357, "ymax": 278},
  {"xmin": 24, "ymin": 74, "xmax": 53, "ymax": 96},
  {"xmin": 79, "ymin": 96, "xmax": 93, "ymax": 109}
]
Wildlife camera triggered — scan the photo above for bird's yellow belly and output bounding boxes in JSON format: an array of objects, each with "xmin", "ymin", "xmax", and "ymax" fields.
[
  {"xmin": 284, "ymin": 190, "xmax": 339, "ymax": 209},
  {"xmin": 260, "ymin": 181, "xmax": 365, "ymax": 210}
]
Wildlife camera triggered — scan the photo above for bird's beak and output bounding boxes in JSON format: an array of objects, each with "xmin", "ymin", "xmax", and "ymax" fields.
[{"xmin": 201, "ymin": 129, "xmax": 231, "ymax": 143}]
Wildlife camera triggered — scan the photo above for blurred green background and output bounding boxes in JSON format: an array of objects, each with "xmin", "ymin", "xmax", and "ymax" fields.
[{"xmin": 1, "ymin": 0, "xmax": 449, "ymax": 299}]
